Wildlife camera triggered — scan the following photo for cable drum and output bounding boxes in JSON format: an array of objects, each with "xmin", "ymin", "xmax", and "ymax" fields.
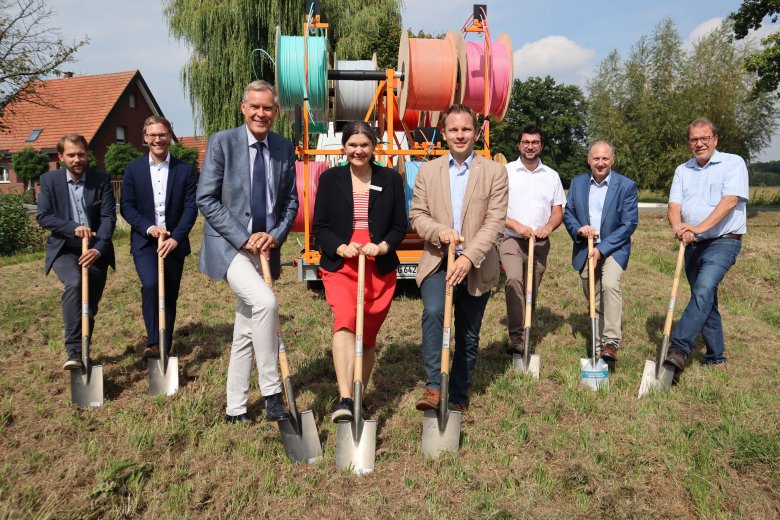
[
  {"xmin": 275, "ymin": 26, "xmax": 329, "ymax": 133},
  {"xmin": 293, "ymin": 160, "xmax": 330, "ymax": 232},
  {"xmin": 455, "ymin": 33, "xmax": 514, "ymax": 121},
  {"xmin": 402, "ymin": 161, "xmax": 425, "ymax": 218},
  {"xmin": 334, "ymin": 55, "xmax": 378, "ymax": 123},
  {"xmin": 396, "ymin": 30, "xmax": 461, "ymax": 119}
]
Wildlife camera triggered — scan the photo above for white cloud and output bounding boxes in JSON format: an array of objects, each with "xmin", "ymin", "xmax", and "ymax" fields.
[
  {"xmin": 514, "ymin": 36, "xmax": 596, "ymax": 86},
  {"xmin": 684, "ymin": 17, "xmax": 723, "ymax": 49}
]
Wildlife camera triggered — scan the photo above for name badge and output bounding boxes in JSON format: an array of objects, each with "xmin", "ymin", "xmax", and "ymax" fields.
[{"xmin": 369, "ymin": 184, "xmax": 382, "ymax": 192}]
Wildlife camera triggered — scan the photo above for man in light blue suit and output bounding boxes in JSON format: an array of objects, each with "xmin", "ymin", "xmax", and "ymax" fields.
[
  {"xmin": 121, "ymin": 116, "xmax": 197, "ymax": 360},
  {"xmin": 196, "ymin": 80, "xmax": 298, "ymax": 423},
  {"xmin": 563, "ymin": 141, "xmax": 638, "ymax": 363}
]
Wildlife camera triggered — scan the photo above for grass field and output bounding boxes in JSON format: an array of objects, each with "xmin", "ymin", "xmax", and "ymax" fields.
[{"xmin": 1, "ymin": 211, "xmax": 779, "ymax": 518}]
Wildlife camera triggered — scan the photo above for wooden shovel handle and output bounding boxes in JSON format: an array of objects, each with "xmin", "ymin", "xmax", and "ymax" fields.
[
  {"xmin": 81, "ymin": 236, "xmax": 89, "ymax": 338},
  {"xmin": 523, "ymin": 235, "xmax": 535, "ymax": 328},
  {"xmin": 662, "ymin": 242, "xmax": 686, "ymax": 336},
  {"xmin": 354, "ymin": 254, "xmax": 366, "ymax": 384},
  {"xmin": 259, "ymin": 254, "xmax": 291, "ymax": 380},
  {"xmin": 441, "ymin": 248, "xmax": 455, "ymax": 375},
  {"xmin": 587, "ymin": 236, "xmax": 596, "ymax": 319}
]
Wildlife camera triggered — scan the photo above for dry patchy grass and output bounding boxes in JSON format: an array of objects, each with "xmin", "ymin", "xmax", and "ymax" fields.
[{"xmin": 1, "ymin": 211, "xmax": 779, "ymax": 518}]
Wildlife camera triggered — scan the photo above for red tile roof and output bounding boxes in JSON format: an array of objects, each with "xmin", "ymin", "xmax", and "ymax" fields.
[
  {"xmin": 177, "ymin": 136, "xmax": 208, "ymax": 168},
  {"xmin": 0, "ymin": 71, "xmax": 139, "ymax": 153}
]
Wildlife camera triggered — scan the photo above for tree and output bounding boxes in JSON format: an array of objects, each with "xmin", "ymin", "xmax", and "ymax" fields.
[
  {"xmin": 170, "ymin": 142, "xmax": 200, "ymax": 173},
  {"xmin": 729, "ymin": 0, "xmax": 780, "ymax": 96},
  {"xmin": 490, "ymin": 76, "xmax": 588, "ymax": 186},
  {"xmin": 11, "ymin": 147, "xmax": 49, "ymax": 201},
  {"xmin": 587, "ymin": 18, "xmax": 778, "ymax": 191},
  {"xmin": 104, "ymin": 144, "xmax": 142, "ymax": 177},
  {"xmin": 163, "ymin": 0, "xmax": 402, "ymax": 135},
  {"xmin": 0, "ymin": 0, "xmax": 87, "ymax": 129}
]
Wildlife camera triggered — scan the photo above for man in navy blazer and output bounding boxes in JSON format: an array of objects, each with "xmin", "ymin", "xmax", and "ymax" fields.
[
  {"xmin": 37, "ymin": 134, "xmax": 116, "ymax": 370},
  {"xmin": 120, "ymin": 116, "xmax": 197, "ymax": 359},
  {"xmin": 563, "ymin": 141, "xmax": 638, "ymax": 362},
  {"xmin": 196, "ymin": 80, "xmax": 298, "ymax": 423}
]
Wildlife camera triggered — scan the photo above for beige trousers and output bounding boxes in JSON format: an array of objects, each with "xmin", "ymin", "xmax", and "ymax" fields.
[{"xmin": 579, "ymin": 255, "xmax": 624, "ymax": 346}]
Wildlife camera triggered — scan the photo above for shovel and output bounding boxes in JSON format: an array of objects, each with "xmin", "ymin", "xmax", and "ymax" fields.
[
  {"xmin": 580, "ymin": 235, "xmax": 609, "ymax": 391},
  {"xmin": 148, "ymin": 233, "xmax": 179, "ymax": 396},
  {"xmin": 335, "ymin": 253, "xmax": 377, "ymax": 474},
  {"xmin": 513, "ymin": 235, "xmax": 540, "ymax": 379},
  {"xmin": 259, "ymin": 254, "xmax": 322, "ymax": 464},
  {"xmin": 638, "ymin": 241, "xmax": 684, "ymax": 398},
  {"xmin": 71, "ymin": 234, "xmax": 104, "ymax": 407},
  {"xmin": 421, "ymin": 247, "xmax": 462, "ymax": 457}
]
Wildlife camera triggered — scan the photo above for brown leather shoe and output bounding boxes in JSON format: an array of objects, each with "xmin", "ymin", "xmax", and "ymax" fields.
[
  {"xmin": 664, "ymin": 349, "xmax": 686, "ymax": 371},
  {"xmin": 601, "ymin": 344, "xmax": 618, "ymax": 362},
  {"xmin": 143, "ymin": 345, "xmax": 160, "ymax": 359},
  {"xmin": 415, "ymin": 388, "xmax": 440, "ymax": 411},
  {"xmin": 450, "ymin": 402, "xmax": 468, "ymax": 414}
]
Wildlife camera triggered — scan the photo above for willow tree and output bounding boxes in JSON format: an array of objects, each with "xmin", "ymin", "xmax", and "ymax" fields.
[
  {"xmin": 587, "ymin": 18, "xmax": 778, "ymax": 191},
  {"xmin": 163, "ymin": 0, "xmax": 403, "ymax": 135}
]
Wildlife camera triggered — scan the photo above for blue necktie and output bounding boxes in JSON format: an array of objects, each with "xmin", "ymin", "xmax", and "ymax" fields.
[{"xmin": 251, "ymin": 142, "xmax": 266, "ymax": 233}]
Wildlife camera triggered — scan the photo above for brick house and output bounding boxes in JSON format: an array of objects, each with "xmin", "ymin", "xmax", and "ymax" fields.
[{"xmin": 0, "ymin": 70, "xmax": 167, "ymax": 194}]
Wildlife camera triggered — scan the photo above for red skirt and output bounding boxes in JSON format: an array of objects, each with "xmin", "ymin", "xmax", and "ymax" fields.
[{"xmin": 321, "ymin": 229, "xmax": 397, "ymax": 347}]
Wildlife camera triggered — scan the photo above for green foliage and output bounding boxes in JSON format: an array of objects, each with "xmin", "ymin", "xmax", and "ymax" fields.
[
  {"xmin": 729, "ymin": 0, "xmax": 780, "ymax": 96},
  {"xmin": 491, "ymin": 76, "xmax": 588, "ymax": 186},
  {"xmin": 587, "ymin": 18, "xmax": 778, "ymax": 191},
  {"xmin": 170, "ymin": 142, "xmax": 200, "ymax": 173},
  {"xmin": 11, "ymin": 147, "xmax": 49, "ymax": 183},
  {"xmin": 0, "ymin": 194, "xmax": 44, "ymax": 255},
  {"xmin": 752, "ymin": 159, "xmax": 780, "ymax": 173},
  {"xmin": 104, "ymin": 143, "xmax": 142, "ymax": 177},
  {"xmin": 164, "ymin": 0, "xmax": 403, "ymax": 135},
  {"xmin": 0, "ymin": 0, "xmax": 88, "ymax": 130}
]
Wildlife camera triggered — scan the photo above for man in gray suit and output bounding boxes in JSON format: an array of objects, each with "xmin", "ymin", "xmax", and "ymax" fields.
[
  {"xmin": 197, "ymin": 80, "xmax": 299, "ymax": 423},
  {"xmin": 37, "ymin": 134, "xmax": 116, "ymax": 369}
]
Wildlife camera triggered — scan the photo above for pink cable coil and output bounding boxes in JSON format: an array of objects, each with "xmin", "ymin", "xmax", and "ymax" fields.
[{"xmin": 462, "ymin": 40, "xmax": 512, "ymax": 118}]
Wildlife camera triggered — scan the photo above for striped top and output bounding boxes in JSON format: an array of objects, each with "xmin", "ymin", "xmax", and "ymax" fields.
[{"xmin": 353, "ymin": 191, "xmax": 369, "ymax": 230}]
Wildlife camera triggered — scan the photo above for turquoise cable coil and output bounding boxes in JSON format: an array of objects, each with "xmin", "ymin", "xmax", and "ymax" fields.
[
  {"xmin": 403, "ymin": 161, "xmax": 424, "ymax": 218},
  {"xmin": 276, "ymin": 32, "xmax": 328, "ymax": 134}
]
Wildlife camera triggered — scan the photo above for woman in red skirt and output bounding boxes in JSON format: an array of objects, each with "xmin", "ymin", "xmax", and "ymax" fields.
[{"xmin": 313, "ymin": 121, "xmax": 407, "ymax": 421}]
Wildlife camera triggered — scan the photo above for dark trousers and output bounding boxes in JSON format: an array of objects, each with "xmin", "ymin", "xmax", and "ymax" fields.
[
  {"xmin": 133, "ymin": 248, "xmax": 184, "ymax": 348},
  {"xmin": 52, "ymin": 251, "xmax": 108, "ymax": 357},
  {"xmin": 421, "ymin": 265, "xmax": 490, "ymax": 405}
]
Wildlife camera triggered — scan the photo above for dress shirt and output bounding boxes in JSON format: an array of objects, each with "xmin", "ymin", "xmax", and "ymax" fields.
[
  {"xmin": 66, "ymin": 170, "xmax": 88, "ymax": 226},
  {"xmin": 147, "ymin": 153, "xmax": 170, "ymax": 233},
  {"xmin": 504, "ymin": 158, "xmax": 565, "ymax": 237},
  {"xmin": 588, "ymin": 172, "xmax": 611, "ymax": 243},
  {"xmin": 449, "ymin": 151, "xmax": 474, "ymax": 237},
  {"xmin": 669, "ymin": 150, "xmax": 749, "ymax": 240},
  {"xmin": 246, "ymin": 126, "xmax": 275, "ymax": 233}
]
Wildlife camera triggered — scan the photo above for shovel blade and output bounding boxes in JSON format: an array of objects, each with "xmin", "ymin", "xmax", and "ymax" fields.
[
  {"xmin": 335, "ymin": 418, "xmax": 377, "ymax": 474},
  {"xmin": 512, "ymin": 353, "xmax": 540, "ymax": 380},
  {"xmin": 148, "ymin": 357, "xmax": 179, "ymax": 396},
  {"xmin": 421, "ymin": 409, "xmax": 461, "ymax": 457},
  {"xmin": 279, "ymin": 409, "xmax": 322, "ymax": 464},
  {"xmin": 70, "ymin": 364, "xmax": 103, "ymax": 407},
  {"xmin": 580, "ymin": 358, "xmax": 609, "ymax": 392},
  {"xmin": 638, "ymin": 359, "xmax": 674, "ymax": 398}
]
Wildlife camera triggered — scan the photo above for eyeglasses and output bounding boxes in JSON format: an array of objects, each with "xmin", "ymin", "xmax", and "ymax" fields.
[
  {"xmin": 145, "ymin": 133, "xmax": 170, "ymax": 140},
  {"xmin": 520, "ymin": 140, "xmax": 541, "ymax": 147},
  {"xmin": 688, "ymin": 136, "xmax": 714, "ymax": 145}
]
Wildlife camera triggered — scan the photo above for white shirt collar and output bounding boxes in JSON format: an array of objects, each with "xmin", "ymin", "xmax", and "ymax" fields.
[{"xmin": 149, "ymin": 153, "xmax": 171, "ymax": 167}]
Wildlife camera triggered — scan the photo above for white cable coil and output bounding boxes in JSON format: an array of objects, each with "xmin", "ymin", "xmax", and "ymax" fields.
[{"xmin": 333, "ymin": 56, "xmax": 378, "ymax": 123}]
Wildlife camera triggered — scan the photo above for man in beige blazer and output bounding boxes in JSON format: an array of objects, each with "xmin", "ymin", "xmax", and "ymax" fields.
[{"xmin": 409, "ymin": 103, "xmax": 508, "ymax": 412}]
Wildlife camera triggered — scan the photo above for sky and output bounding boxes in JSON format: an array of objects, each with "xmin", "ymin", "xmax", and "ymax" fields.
[{"xmin": 46, "ymin": 0, "xmax": 779, "ymax": 160}]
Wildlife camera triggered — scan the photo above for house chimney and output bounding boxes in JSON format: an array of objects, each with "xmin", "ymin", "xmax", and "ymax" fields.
[{"xmin": 63, "ymin": 71, "xmax": 74, "ymax": 78}]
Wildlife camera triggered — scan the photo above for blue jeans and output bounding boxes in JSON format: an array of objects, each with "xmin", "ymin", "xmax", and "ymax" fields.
[
  {"xmin": 670, "ymin": 237, "xmax": 741, "ymax": 362},
  {"xmin": 421, "ymin": 266, "xmax": 490, "ymax": 405}
]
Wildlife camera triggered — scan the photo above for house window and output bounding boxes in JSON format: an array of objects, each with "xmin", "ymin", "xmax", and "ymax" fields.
[
  {"xmin": 116, "ymin": 126, "xmax": 126, "ymax": 144},
  {"xmin": 0, "ymin": 166, "xmax": 9, "ymax": 183},
  {"xmin": 26, "ymin": 129, "xmax": 42, "ymax": 142},
  {"xmin": 129, "ymin": 93, "xmax": 136, "ymax": 108}
]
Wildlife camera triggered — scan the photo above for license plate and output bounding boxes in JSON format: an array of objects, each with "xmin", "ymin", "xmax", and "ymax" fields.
[{"xmin": 396, "ymin": 263, "xmax": 417, "ymax": 278}]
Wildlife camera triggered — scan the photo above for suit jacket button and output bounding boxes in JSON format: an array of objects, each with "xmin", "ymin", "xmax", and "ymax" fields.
[{"xmin": 245, "ymin": 212, "xmax": 250, "ymax": 216}]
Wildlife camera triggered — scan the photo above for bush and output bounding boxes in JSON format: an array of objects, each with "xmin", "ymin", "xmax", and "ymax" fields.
[
  {"xmin": 0, "ymin": 194, "xmax": 45, "ymax": 255},
  {"xmin": 104, "ymin": 143, "xmax": 142, "ymax": 176},
  {"xmin": 170, "ymin": 142, "xmax": 200, "ymax": 173}
]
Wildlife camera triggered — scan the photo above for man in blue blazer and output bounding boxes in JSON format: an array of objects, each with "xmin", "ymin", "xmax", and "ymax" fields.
[
  {"xmin": 37, "ymin": 134, "xmax": 116, "ymax": 369},
  {"xmin": 120, "ymin": 116, "xmax": 197, "ymax": 359},
  {"xmin": 196, "ymin": 80, "xmax": 298, "ymax": 423},
  {"xmin": 563, "ymin": 141, "xmax": 638, "ymax": 363}
]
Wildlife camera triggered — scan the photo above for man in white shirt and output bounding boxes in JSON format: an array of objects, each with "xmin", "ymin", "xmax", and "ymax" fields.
[
  {"xmin": 120, "ymin": 116, "xmax": 198, "ymax": 360},
  {"xmin": 499, "ymin": 125, "xmax": 565, "ymax": 355}
]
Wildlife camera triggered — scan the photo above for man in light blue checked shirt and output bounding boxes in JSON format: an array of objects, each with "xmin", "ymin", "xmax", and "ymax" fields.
[{"xmin": 664, "ymin": 118, "xmax": 749, "ymax": 372}]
